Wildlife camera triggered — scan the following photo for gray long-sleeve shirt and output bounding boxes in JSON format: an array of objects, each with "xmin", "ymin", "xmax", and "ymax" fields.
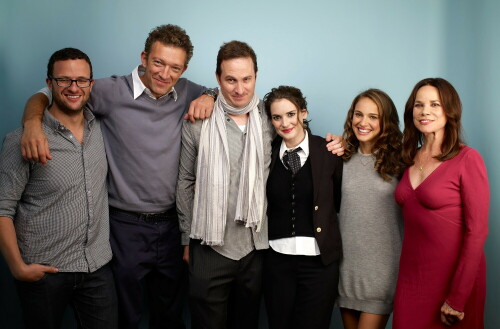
[{"xmin": 176, "ymin": 101, "xmax": 274, "ymax": 260}]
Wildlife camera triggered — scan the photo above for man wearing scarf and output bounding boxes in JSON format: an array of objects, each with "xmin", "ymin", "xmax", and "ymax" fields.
[{"xmin": 176, "ymin": 41, "xmax": 274, "ymax": 329}]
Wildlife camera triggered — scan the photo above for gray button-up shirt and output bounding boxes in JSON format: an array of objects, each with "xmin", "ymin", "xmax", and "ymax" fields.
[{"xmin": 0, "ymin": 108, "xmax": 112, "ymax": 272}]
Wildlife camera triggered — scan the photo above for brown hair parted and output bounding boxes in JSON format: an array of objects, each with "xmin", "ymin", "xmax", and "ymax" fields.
[
  {"xmin": 401, "ymin": 78, "xmax": 464, "ymax": 165},
  {"xmin": 263, "ymin": 85, "xmax": 310, "ymax": 132},
  {"xmin": 342, "ymin": 88, "xmax": 403, "ymax": 181},
  {"xmin": 216, "ymin": 41, "xmax": 257, "ymax": 77},
  {"xmin": 144, "ymin": 24, "xmax": 193, "ymax": 65}
]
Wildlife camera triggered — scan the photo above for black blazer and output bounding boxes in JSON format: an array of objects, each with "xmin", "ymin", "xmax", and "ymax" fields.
[{"xmin": 269, "ymin": 134, "xmax": 343, "ymax": 265}]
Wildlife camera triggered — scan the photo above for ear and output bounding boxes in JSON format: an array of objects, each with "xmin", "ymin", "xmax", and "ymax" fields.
[
  {"xmin": 141, "ymin": 51, "xmax": 148, "ymax": 67},
  {"xmin": 216, "ymin": 72, "xmax": 221, "ymax": 86},
  {"xmin": 46, "ymin": 78, "xmax": 53, "ymax": 91},
  {"xmin": 182, "ymin": 65, "xmax": 188, "ymax": 74},
  {"xmin": 301, "ymin": 109, "xmax": 308, "ymax": 120}
]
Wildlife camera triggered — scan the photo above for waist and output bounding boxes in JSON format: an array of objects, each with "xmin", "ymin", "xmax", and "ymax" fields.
[{"xmin": 109, "ymin": 206, "xmax": 177, "ymax": 222}]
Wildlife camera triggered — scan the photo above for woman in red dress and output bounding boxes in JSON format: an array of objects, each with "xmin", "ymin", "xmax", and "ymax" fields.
[{"xmin": 393, "ymin": 78, "xmax": 489, "ymax": 328}]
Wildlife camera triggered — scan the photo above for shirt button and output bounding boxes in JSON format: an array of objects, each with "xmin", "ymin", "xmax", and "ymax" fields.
[
  {"xmin": 314, "ymin": 206, "xmax": 319, "ymax": 211},
  {"xmin": 316, "ymin": 227, "xmax": 322, "ymax": 233},
  {"xmin": 291, "ymin": 231, "xmax": 295, "ymax": 236}
]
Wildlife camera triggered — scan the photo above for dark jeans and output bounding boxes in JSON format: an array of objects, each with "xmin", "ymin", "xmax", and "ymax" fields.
[
  {"xmin": 15, "ymin": 263, "xmax": 117, "ymax": 329},
  {"xmin": 188, "ymin": 242, "xmax": 263, "ymax": 329},
  {"xmin": 109, "ymin": 206, "xmax": 186, "ymax": 329}
]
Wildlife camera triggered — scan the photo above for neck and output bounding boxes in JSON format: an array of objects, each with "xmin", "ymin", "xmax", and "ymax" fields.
[
  {"xmin": 421, "ymin": 132, "xmax": 444, "ymax": 155},
  {"xmin": 284, "ymin": 130, "xmax": 306, "ymax": 149},
  {"xmin": 49, "ymin": 106, "xmax": 85, "ymax": 141},
  {"xmin": 358, "ymin": 141, "xmax": 374, "ymax": 154}
]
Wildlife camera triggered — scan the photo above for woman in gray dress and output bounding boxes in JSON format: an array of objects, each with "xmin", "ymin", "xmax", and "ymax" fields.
[{"xmin": 337, "ymin": 89, "xmax": 404, "ymax": 329}]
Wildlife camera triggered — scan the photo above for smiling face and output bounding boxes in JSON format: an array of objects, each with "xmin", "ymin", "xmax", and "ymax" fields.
[
  {"xmin": 270, "ymin": 98, "xmax": 308, "ymax": 148},
  {"xmin": 351, "ymin": 97, "xmax": 381, "ymax": 154},
  {"xmin": 413, "ymin": 85, "xmax": 447, "ymax": 137},
  {"xmin": 47, "ymin": 59, "xmax": 93, "ymax": 115},
  {"xmin": 140, "ymin": 41, "xmax": 187, "ymax": 98},
  {"xmin": 216, "ymin": 57, "xmax": 256, "ymax": 108}
]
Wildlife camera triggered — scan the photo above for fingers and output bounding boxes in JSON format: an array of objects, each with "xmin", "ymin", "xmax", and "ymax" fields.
[
  {"xmin": 440, "ymin": 302, "xmax": 464, "ymax": 326},
  {"xmin": 14, "ymin": 263, "xmax": 58, "ymax": 282},
  {"xmin": 21, "ymin": 132, "xmax": 51, "ymax": 165},
  {"xmin": 185, "ymin": 95, "xmax": 215, "ymax": 122},
  {"xmin": 182, "ymin": 246, "xmax": 190, "ymax": 264}
]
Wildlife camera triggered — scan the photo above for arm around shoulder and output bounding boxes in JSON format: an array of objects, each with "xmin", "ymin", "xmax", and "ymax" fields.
[{"xmin": 21, "ymin": 92, "xmax": 51, "ymax": 164}]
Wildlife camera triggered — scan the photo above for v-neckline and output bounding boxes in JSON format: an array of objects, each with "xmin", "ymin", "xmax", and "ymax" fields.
[{"xmin": 408, "ymin": 161, "xmax": 445, "ymax": 190}]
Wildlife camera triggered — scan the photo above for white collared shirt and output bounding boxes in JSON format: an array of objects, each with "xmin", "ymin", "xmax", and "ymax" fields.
[
  {"xmin": 270, "ymin": 131, "xmax": 321, "ymax": 256},
  {"xmin": 132, "ymin": 65, "xmax": 177, "ymax": 101}
]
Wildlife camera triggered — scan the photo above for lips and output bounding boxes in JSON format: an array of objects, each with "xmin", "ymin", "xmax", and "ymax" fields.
[
  {"xmin": 282, "ymin": 127, "xmax": 294, "ymax": 134},
  {"xmin": 356, "ymin": 127, "xmax": 372, "ymax": 135},
  {"xmin": 65, "ymin": 94, "xmax": 82, "ymax": 102}
]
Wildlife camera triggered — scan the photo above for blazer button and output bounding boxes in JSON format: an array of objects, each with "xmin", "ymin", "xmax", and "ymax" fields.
[
  {"xmin": 316, "ymin": 227, "xmax": 322, "ymax": 233},
  {"xmin": 314, "ymin": 206, "xmax": 319, "ymax": 211}
]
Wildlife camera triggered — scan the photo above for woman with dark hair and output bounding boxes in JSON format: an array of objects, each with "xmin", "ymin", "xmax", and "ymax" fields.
[
  {"xmin": 393, "ymin": 78, "xmax": 489, "ymax": 328},
  {"xmin": 337, "ymin": 89, "xmax": 403, "ymax": 329},
  {"xmin": 263, "ymin": 86, "xmax": 343, "ymax": 329}
]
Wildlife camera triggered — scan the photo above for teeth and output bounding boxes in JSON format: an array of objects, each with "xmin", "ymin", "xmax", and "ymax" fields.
[
  {"xmin": 358, "ymin": 128, "xmax": 371, "ymax": 133},
  {"xmin": 67, "ymin": 95, "xmax": 80, "ymax": 99}
]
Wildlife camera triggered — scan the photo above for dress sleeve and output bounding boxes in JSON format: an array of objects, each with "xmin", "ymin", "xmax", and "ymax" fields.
[{"xmin": 445, "ymin": 148, "xmax": 489, "ymax": 311}]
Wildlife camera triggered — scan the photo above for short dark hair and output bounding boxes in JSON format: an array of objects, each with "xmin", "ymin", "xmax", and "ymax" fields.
[
  {"xmin": 144, "ymin": 24, "xmax": 193, "ymax": 65},
  {"xmin": 402, "ymin": 78, "xmax": 464, "ymax": 165},
  {"xmin": 47, "ymin": 48, "xmax": 93, "ymax": 78},
  {"xmin": 216, "ymin": 41, "xmax": 257, "ymax": 76}
]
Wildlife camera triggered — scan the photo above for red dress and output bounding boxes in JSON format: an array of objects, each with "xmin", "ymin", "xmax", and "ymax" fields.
[{"xmin": 393, "ymin": 146, "xmax": 489, "ymax": 328}]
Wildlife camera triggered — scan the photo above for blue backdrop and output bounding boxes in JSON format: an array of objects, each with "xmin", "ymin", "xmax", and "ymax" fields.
[{"xmin": 1, "ymin": 0, "xmax": 498, "ymax": 328}]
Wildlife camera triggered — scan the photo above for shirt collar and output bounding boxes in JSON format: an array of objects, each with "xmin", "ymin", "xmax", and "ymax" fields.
[
  {"xmin": 279, "ymin": 130, "xmax": 309, "ymax": 160},
  {"xmin": 132, "ymin": 65, "xmax": 177, "ymax": 101},
  {"xmin": 43, "ymin": 107, "xmax": 96, "ymax": 132}
]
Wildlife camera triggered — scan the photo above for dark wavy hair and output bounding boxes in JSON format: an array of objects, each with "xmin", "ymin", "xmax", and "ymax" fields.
[
  {"xmin": 263, "ymin": 85, "xmax": 310, "ymax": 133},
  {"xmin": 342, "ymin": 88, "xmax": 403, "ymax": 181},
  {"xmin": 401, "ymin": 78, "xmax": 464, "ymax": 165},
  {"xmin": 144, "ymin": 24, "xmax": 193, "ymax": 65}
]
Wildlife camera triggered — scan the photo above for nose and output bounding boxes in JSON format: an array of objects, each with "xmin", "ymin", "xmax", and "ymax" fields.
[
  {"xmin": 67, "ymin": 80, "xmax": 80, "ymax": 92},
  {"xmin": 158, "ymin": 66, "xmax": 171, "ymax": 79},
  {"xmin": 421, "ymin": 105, "xmax": 430, "ymax": 115},
  {"xmin": 234, "ymin": 82, "xmax": 244, "ymax": 95}
]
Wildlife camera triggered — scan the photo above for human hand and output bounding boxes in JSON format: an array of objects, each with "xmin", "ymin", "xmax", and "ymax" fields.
[
  {"xmin": 21, "ymin": 120, "xmax": 52, "ymax": 165},
  {"xmin": 12, "ymin": 263, "xmax": 58, "ymax": 282},
  {"xmin": 440, "ymin": 302, "xmax": 464, "ymax": 327},
  {"xmin": 182, "ymin": 245, "xmax": 190, "ymax": 264},
  {"xmin": 183, "ymin": 94, "xmax": 215, "ymax": 123},
  {"xmin": 325, "ymin": 133, "xmax": 344, "ymax": 156}
]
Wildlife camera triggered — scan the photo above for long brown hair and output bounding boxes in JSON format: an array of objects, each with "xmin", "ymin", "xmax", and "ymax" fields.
[
  {"xmin": 401, "ymin": 78, "xmax": 464, "ymax": 165},
  {"xmin": 342, "ymin": 89, "xmax": 403, "ymax": 181}
]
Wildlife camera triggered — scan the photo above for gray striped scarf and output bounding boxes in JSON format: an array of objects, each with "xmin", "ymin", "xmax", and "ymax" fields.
[{"xmin": 190, "ymin": 92, "xmax": 265, "ymax": 245}]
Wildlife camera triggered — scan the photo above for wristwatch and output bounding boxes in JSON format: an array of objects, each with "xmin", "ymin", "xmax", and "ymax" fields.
[{"xmin": 202, "ymin": 88, "xmax": 218, "ymax": 100}]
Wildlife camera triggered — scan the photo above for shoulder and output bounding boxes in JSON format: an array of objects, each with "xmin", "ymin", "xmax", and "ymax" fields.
[
  {"xmin": 0, "ymin": 128, "xmax": 26, "ymax": 166},
  {"xmin": 309, "ymin": 134, "xmax": 343, "ymax": 163},
  {"xmin": 176, "ymin": 78, "xmax": 205, "ymax": 98},
  {"xmin": 2, "ymin": 128, "xmax": 23, "ymax": 150}
]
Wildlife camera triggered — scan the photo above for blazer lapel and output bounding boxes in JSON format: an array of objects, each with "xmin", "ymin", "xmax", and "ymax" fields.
[{"xmin": 308, "ymin": 136, "xmax": 324, "ymax": 205}]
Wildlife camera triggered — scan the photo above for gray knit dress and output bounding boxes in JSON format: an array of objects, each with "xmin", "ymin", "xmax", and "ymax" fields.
[{"xmin": 337, "ymin": 151, "xmax": 403, "ymax": 314}]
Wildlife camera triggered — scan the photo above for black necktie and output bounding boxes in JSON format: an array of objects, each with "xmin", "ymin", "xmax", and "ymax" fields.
[{"xmin": 283, "ymin": 147, "xmax": 302, "ymax": 175}]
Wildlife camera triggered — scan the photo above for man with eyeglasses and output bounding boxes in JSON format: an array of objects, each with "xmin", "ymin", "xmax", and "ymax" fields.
[
  {"xmin": 0, "ymin": 48, "xmax": 117, "ymax": 329},
  {"xmin": 19, "ymin": 24, "xmax": 215, "ymax": 329}
]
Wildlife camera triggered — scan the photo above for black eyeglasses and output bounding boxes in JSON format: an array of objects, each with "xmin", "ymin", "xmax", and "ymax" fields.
[{"xmin": 48, "ymin": 76, "xmax": 93, "ymax": 88}]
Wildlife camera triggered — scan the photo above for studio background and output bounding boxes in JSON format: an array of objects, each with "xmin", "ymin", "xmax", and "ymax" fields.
[{"xmin": 0, "ymin": 0, "xmax": 498, "ymax": 328}]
